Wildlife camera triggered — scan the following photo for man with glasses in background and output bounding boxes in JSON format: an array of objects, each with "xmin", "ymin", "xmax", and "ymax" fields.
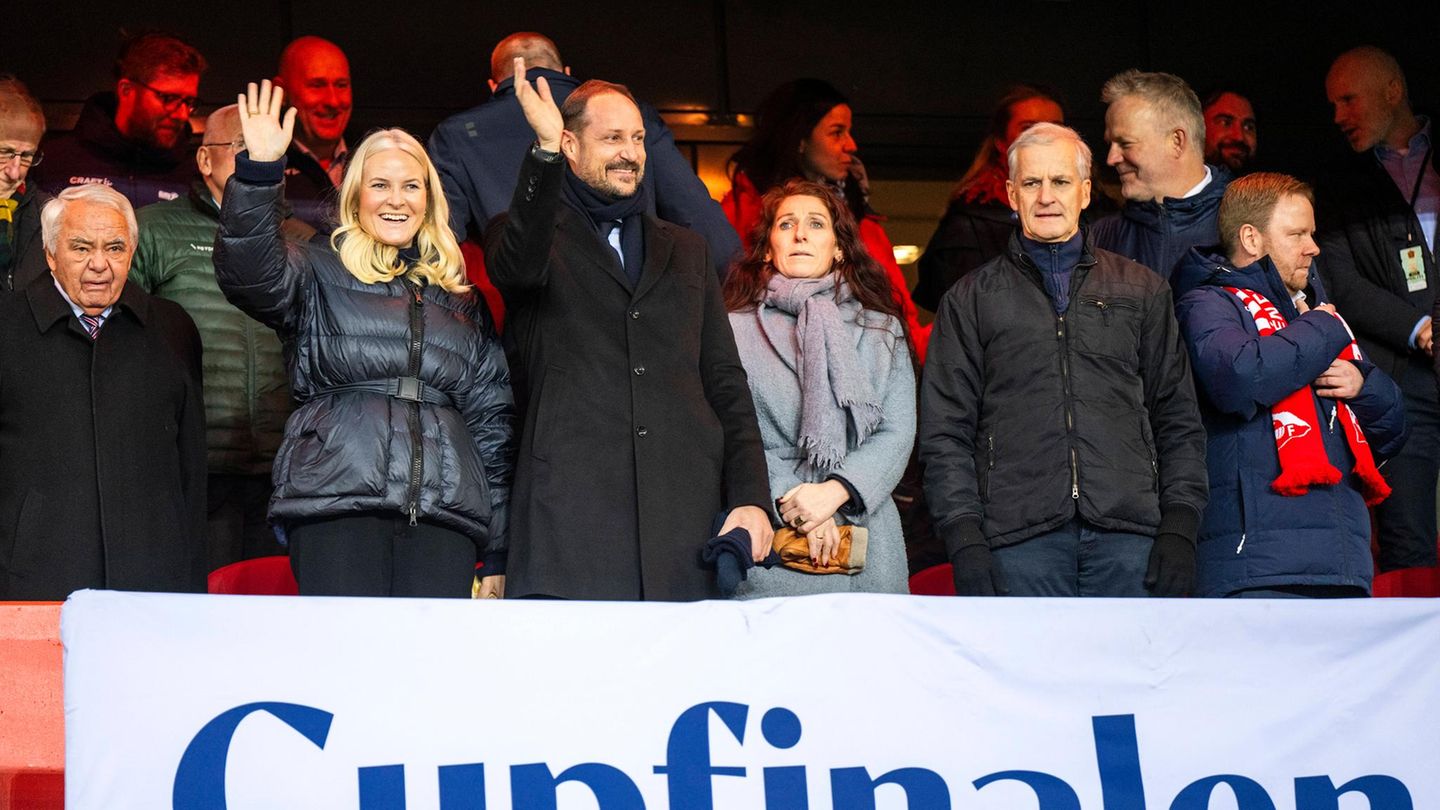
[
  {"xmin": 130, "ymin": 105, "xmax": 305, "ymax": 573},
  {"xmin": 0, "ymin": 75, "xmax": 49, "ymax": 292},
  {"xmin": 33, "ymin": 32, "xmax": 206, "ymax": 208}
]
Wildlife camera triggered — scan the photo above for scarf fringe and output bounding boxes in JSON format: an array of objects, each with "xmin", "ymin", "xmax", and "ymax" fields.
[
  {"xmin": 1270, "ymin": 462, "xmax": 1342, "ymax": 497},
  {"xmin": 799, "ymin": 435, "xmax": 846, "ymax": 475},
  {"xmin": 1355, "ymin": 465, "xmax": 1393, "ymax": 507}
]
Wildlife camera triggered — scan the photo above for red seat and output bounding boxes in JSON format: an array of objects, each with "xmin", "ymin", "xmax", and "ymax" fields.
[
  {"xmin": 909, "ymin": 563, "xmax": 956, "ymax": 596},
  {"xmin": 207, "ymin": 556, "xmax": 298, "ymax": 596},
  {"xmin": 1372, "ymin": 565, "xmax": 1440, "ymax": 598}
]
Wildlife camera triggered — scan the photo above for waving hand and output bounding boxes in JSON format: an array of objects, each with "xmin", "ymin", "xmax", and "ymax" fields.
[
  {"xmin": 513, "ymin": 57, "xmax": 563, "ymax": 153},
  {"xmin": 237, "ymin": 80, "xmax": 297, "ymax": 162}
]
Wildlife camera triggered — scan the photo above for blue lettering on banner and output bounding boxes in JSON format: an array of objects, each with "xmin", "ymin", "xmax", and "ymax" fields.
[
  {"xmin": 173, "ymin": 701, "xmax": 333, "ymax": 809},
  {"xmin": 171, "ymin": 704, "xmax": 1414, "ymax": 809}
]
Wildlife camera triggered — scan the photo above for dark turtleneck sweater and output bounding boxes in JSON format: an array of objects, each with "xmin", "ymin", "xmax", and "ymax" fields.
[{"xmin": 1021, "ymin": 230, "xmax": 1085, "ymax": 315}]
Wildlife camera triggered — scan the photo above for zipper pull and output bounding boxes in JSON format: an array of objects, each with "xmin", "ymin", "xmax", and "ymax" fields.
[
  {"xmin": 1072, "ymin": 483, "xmax": 1079, "ymax": 500},
  {"xmin": 409, "ymin": 503, "xmax": 418, "ymax": 526}
]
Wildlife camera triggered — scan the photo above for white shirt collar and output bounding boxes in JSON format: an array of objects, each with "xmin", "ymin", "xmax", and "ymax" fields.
[
  {"xmin": 1180, "ymin": 165, "xmax": 1214, "ymax": 199},
  {"xmin": 52, "ymin": 277, "xmax": 114, "ymax": 322}
]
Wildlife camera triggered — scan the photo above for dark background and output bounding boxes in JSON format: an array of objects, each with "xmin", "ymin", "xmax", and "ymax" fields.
[{"xmin": 11, "ymin": 1, "xmax": 1439, "ymax": 180}]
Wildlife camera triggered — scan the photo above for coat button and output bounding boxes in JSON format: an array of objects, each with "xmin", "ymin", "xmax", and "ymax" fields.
[
  {"xmin": 629, "ymin": 309, "xmax": 640, "ymax": 319},
  {"xmin": 633, "ymin": 366, "xmax": 645, "ymax": 376},
  {"xmin": 636, "ymin": 426, "xmax": 648, "ymax": 437}
]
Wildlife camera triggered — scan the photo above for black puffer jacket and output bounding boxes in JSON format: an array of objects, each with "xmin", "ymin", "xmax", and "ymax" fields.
[
  {"xmin": 215, "ymin": 156, "xmax": 515, "ymax": 564},
  {"xmin": 920, "ymin": 231, "xmax": 1208, "ymax": 557}
]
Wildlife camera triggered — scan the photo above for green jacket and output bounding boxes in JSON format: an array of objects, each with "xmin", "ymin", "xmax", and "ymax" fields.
[{"xmin": 132, "ymin": 184, "xmax": 293, "ymax": 476}]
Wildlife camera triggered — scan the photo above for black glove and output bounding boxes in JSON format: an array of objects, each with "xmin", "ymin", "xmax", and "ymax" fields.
[
  {"xmin": 950, "ymin": 543, "xmax": 1009, "ymax": 596},
  {"xmin": 1144, "ymin": 533, "xmax": 1195, "ymax": 597}
]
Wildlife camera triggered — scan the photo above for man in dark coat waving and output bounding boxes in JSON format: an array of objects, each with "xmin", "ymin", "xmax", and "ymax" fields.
[{"xmin": 485, "ymin": 60, "xmax": 771, "ymax": 600}]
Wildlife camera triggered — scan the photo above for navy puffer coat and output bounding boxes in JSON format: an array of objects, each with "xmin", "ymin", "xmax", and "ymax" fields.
[
  {"xmin": 214, "ymin": 155, "xmax": 515, "ymax": 564},
  {"xmin": 1175, "ymin": 249, "xmax": 1407, "ymax": 596}
]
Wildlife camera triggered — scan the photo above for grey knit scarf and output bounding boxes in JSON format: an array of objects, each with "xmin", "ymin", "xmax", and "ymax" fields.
[{"xmin": 762, "ymin": 273, "xmax": 883, "ymax": 474}]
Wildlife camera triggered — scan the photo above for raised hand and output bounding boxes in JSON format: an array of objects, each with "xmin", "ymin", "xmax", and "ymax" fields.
[
  {"xmin": 236, "ymin": 80, "xmax": 296, "ymax": 163},
  {"xmin": 513, "ymin": 57, "xmax": 563, "ymax": 153}
]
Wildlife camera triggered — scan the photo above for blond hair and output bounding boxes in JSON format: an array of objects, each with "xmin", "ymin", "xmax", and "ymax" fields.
[{"xmin": 331, "ymin": 128, "xmax": 468, "ymax": 293}]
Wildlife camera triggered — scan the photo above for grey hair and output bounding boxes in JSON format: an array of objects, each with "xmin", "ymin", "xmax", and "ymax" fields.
[
  {"xmin": 1101, "ymin": 69, "xmax": 1206, "ymax": 158},
  {"xmin": 1007, "ymin": 122, "xmax": 1093, "ymax": 180},
  {"xmin": 40, "ymin": 185, "xmax": 138, "ymax": 254}
]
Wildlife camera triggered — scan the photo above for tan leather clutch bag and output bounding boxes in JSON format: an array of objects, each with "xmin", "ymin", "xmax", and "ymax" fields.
[{"xmin": 771, "ymin": 526, "xmax": 867, "ymax": 575}]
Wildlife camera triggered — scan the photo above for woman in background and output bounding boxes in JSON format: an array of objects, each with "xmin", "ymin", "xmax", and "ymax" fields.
[
  {"xmin": 724, "ymin": 79, "xmax": 928, "ymax": 360},
  {"xmin": 911, "ymin": 84, "xmax": 1065, "ymax": 313}
]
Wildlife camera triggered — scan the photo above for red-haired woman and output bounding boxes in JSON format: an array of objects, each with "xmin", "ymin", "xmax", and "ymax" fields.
[{"xmin": 723, "ymin": 179, "xmax": 915, "ymax": 596}]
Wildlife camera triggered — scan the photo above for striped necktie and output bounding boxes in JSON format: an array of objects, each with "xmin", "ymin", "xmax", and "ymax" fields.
[{"xmin": 79, "ymin": 313, "xmax": 102, "ymax": 340}]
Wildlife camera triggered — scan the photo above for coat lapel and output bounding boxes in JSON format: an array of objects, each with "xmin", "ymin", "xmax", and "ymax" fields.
[
  {"xmin": 632, "ymin": 217, "xmax": 674, "ymax": 303},
  {"xmin": 558, "ymin": 209, "xmax": 633, "ymax": 292}
]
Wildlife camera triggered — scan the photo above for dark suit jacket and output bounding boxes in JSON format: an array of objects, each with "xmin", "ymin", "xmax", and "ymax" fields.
[
  {"xmin": 484, "ymin": 151, "xmax": 768, "ymax": 600},
  {"xmin": 432, "ymin": 68, "xmax": 740, "ymax": 279},
  {"xmin": 3, "ymin": 183, "xmax": 50, "ymax": 292},
  {"xmin": 0, "ymin": 277, "xmax": 206, "ymax": 599},
  {"xmin": 1316, "ymin": 149, "xmax": 1437, "ymax": 386}
]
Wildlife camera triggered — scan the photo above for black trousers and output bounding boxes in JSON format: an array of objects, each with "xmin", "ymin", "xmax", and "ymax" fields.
[
  {"xmin": 207, "ymin": 473, "xmax": 284, "ymax": 573},
  {"xmin": 288, "ymin": 513, "xmax": 476, "ymax": 598},
  {"xmin": 1375, "ymin": 376, "xmax": 1440, "ymax": 571}
]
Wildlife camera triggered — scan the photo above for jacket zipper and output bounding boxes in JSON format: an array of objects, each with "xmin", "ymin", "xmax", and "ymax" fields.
[
  {"xmin": 1057, "ymin": 314, "xmax": 1079, "ymax": 500},
  {"xmin": 1018, "ymin": 246, "xmax": 1092, "ymax": 505},
  {"xmin": 984, "ymin": 435, "xmax": 995, "ymax": 501},
  {"xmin": 405, "ymin": 280, "xmax": 425, "ymax": 526}
]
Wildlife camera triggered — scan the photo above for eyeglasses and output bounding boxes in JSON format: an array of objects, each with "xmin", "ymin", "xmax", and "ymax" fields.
[
  {"xmin": 0, "ymin": 147, "xmax": 42, "ymax": 167},
  {"xmin": 128, "ymin": 78, "xmax": 202, "ymax": 113},
  {"xmin": 201, "ymin": 138, "xmax": 245, "ymax": 151}
]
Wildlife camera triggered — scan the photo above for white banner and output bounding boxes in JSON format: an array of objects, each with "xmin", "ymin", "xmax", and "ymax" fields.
[{"xmin": 63, "ymin": 590, "xmax": 1439, "ymax": 809}]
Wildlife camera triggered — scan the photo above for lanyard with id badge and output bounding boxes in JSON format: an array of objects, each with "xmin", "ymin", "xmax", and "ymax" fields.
[{"xmin": 1400, "ymin": 144, "xmax": 1433, "ymax": 293}]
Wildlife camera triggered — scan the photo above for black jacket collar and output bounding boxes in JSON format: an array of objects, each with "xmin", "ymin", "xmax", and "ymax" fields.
[{"xmin": 26, "ymin": 274, "xmax": 152, "ymax": 336}]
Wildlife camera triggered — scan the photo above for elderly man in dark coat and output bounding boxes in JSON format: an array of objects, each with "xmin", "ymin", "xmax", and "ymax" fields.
[
  {"xmin": 0, "ymin": 184, "xmax": 206, "ymax": 600},
  {"xmin": 486, "ymin": 61, "xmax": 771, "ymax": 600}
]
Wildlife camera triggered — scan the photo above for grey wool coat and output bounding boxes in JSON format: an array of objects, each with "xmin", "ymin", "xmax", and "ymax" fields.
[{"xmin": 728, "ymin": 299, "xmax": 915, "ymax": 596}]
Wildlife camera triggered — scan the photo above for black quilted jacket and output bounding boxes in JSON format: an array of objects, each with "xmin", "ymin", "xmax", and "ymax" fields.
[{"xmin": 215, "ymin": 155, "xmax": 515, "ymax": 565}]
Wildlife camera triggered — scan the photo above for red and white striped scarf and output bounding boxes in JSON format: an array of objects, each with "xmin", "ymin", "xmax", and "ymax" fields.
[{"xmin": 1226, "ymin": 286, "xmax": 1391, "ymax": 505}]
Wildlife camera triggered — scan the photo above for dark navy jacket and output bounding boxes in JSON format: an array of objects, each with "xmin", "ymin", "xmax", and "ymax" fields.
[
  {"xmin": 1092, "ymin": 165, "xmax": 1231, "ymax": 282},
  {"xmin": 1175, "ymin": 249, "xmax": 1408, "ymax": 596},
  {"xmin": 30, "ymin": 93, "xmax": 195, "ymax": 209},
  {"xmin": 428, "ymin": 68, "xmax": 740, "ymax": 279}
]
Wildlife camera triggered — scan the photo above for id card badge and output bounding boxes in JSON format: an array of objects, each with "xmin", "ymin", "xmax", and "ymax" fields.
[{"xmin": 1400, "ymin": 245, "xmax": 1428, "ymax": 292}]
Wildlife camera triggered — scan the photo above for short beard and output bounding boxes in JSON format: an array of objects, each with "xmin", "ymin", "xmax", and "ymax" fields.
[{"xmin": 587, "ymin": 160, "xmax": 644, "ymax": 199}]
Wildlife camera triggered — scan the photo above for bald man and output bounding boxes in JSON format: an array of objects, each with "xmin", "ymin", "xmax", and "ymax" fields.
[
  {"xmin": 1317, "ymin": 46, "xmax": 1437, "ymax": 571},
  {"xmin": 131, "ymin": 105, "xmax": 301, "ymax": 570},
  {"xmin": 273, "ymin": 35, "xmax": 353, "ymax": 226},
  {"xmin": 429, "ymin": 31, "xmax": 740, "ymax": 280}
]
